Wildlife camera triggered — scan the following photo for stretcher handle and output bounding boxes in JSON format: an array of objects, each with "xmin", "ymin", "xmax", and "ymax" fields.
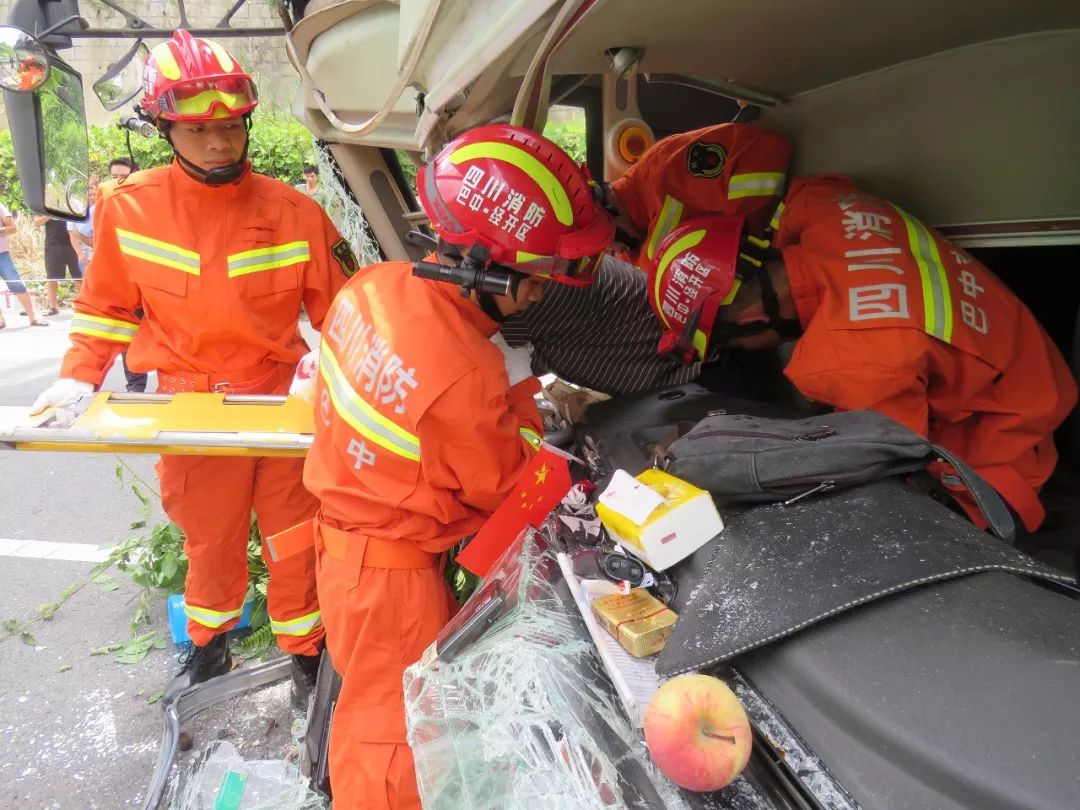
[{"xmin": 104, "ymin": 392, "xmax": 291, "ymax": 405}]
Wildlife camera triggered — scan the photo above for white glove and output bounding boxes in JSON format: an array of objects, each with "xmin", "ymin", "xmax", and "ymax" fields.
[
  {"xmin": 31, "ymin": 378, "xmax": 94, "ymax": 427},
  {"xmin": 491, "ymin": 333, "xmax": 535, "ymax": 386},
  {"xmin": 289, "ymin": 348, "xmax": 320, "ymax": 405}
]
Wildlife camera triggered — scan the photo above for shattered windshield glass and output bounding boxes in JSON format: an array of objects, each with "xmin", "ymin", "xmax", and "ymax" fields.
[
  {"xmin": 314, "ymin": 143, "xmax": 382, "ymax": 267},
  {"xmin": 403, "ymin": 527, "xmax": 771, "ymax": 809}
]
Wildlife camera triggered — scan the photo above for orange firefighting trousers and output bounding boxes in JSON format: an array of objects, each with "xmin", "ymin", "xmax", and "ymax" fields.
[
  {"xmin": 157, "ymin": 364, "xmax": 323, "ymax": 654},
  {"xmin": 315, "ymin": 522, "xmax": 455, "ymax": 810}
]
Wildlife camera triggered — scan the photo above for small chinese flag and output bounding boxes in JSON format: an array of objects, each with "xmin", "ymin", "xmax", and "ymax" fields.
[{"xmin": 456, "ymin": 445, "xmax": 572, "ymax": 577}]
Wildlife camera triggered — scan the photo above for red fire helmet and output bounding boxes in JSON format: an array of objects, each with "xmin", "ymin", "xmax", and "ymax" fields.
[
  {"xmin": 417, "ymin": 124, "xmax": 615, "ymax": 285},
  {"xmin": 141, "ymin": 30, "xmax": 258, "ymax": 122},
  {"xmin": 644, "ymin": 215, "xmax": 746, "ymax": 363}
]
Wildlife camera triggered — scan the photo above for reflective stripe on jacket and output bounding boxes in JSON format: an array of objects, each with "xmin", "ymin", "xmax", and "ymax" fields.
[
  {"xmin": 775, "ymin": 175, "xmax": 1077, "ymax": 530},
  {"xmin": 609, "ymin": 122, "xmax": 792, "ymax": 260},
  {"xmin": 304, "ymin": 262, "xmax": 544, "ymax": 553},
  {"xmin": 60, "ymin": 161, "xmax": 348, "ymax": 384}
]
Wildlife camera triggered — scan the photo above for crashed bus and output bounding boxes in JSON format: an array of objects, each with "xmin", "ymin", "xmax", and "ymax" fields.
[{"xmin": 1, "ymin": 1, "xmax": 1078, "ymax": 808}]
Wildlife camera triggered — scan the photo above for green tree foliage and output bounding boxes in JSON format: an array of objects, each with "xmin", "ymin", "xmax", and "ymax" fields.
[
  {"xmin": 543, "ymin": 120, "xmax": 587, "ymax": 163},
  {"xmin": 248, "ymin": 111, "xmax": 317, "ymax": 182},
  {"xmin": 0, "ymin": 130, "xmax": 21, "ymax": 212},
  {"xmin": 87, "ymin": 121, "xmax": 173, "ymax": 177},
  {"xmin": 38, "ymin": 64, "xmax": 90, "ymax": 214},
  {"xmin": 0, "ymin": 111, "xmax": 318, "ymax": 212}
]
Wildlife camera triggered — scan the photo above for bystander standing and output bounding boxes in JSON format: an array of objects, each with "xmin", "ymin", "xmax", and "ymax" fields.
[
  {"xmin": 33, "ymin": 212, "xmax": 82, "ymax": 315},
  {"xmin": 0, "ymin": 200, "xmax": 48, "ymax": 328}
]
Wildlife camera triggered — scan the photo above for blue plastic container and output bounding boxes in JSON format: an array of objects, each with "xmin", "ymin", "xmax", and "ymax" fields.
[{"xmin": 167, "ymin": 594, "xmax": 253, "ymax": 645}]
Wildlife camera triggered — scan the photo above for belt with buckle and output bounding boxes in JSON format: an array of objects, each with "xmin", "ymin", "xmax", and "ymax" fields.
[{"xmin": 156, "ymin": 359, "xmax": 286, "ymax": 395}]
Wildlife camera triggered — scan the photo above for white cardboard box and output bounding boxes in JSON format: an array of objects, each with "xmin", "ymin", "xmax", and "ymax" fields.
[{"xmin": 596, "ymin": 468, "xmax": 724, "ymax": 571}]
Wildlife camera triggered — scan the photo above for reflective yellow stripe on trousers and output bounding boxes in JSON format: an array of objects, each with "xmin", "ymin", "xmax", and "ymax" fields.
[
  {"xmin": 185, "ymin": 602, "xmax": 244, "ymax": 629},
  {"xmin": 70, "ymin": 313, "xmax": 139, "ymax": 343},
  {"xmin": 270, "ymin": 610, "xmax": 322, "ymax": 637},
  {"xmin": 891, "ymin": 205, "xmax": 953, "ymax": 343}
]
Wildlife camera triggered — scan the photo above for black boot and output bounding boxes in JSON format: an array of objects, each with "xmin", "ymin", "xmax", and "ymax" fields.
[
  {"xmin": 165, "ymin": 633, "xmax": 232, "ymax": 702},
  {"xmin": 290, "ymin": 648, "xmax": 323, "ymax": 711}
]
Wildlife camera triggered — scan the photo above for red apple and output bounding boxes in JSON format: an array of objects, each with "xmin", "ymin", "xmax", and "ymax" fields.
[{"xmin": 643, "ymin": 674, "xmax": 753, "ymax": 792}]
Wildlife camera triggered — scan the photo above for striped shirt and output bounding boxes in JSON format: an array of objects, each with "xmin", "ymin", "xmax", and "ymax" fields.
[{"xmin": 500, "ymin": 256, "xmax": 701, "ymax": 395}]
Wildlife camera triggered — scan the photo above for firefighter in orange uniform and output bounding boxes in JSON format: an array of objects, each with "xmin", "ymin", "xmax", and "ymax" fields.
[
  {"xmin": 303, "ymin": 125, "xmax": 614, "ymax": 808},
  {"xmin": 603, "ymin": 122, "xmax": 792, "ymax": 264},
  {"xmin": 32, "ymin": 31, "xmax": 350, "ymax": 694},
  {"xmin": 643, "ymin": 175, "xmax": 1077, "ymax": 532}
]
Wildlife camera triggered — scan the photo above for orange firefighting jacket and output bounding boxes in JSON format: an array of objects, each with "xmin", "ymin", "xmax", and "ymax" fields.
[
  {"xmin": 774, "ymin": 175, "xmax": 1078, "ymax": 530},
  {"xmin": 609, "ymin": 123, "xmax": 792, "ymax": 264},
  {"xmin": 303, "ymin": 262, "xmax": 544, "ymax": 552},
  {"xmin": 60, "ymin": 161, "xmax": 349, "ymax": 385}
]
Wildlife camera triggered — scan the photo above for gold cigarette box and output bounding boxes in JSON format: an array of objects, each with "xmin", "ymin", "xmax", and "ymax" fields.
[{"xmin": 591, "ymin": 589, "xmax": 677, "ymax": 658}]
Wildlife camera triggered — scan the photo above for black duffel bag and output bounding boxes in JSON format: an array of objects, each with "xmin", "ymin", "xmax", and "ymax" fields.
[{"xmin": 658, "ymin": 409, "xmax": 1015, "ymax": 541}]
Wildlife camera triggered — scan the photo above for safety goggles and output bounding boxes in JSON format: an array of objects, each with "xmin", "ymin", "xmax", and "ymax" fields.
[
  {"xmin": 157, "ymin": 76, "xmax": 258, "ymax": 120},
  {"xmin": 441, "ymin": 236, "xmax": 606, "ymax": 287},
  {"xmin": 520, "ymin": 250, "xmax": 605, "ymax": 287}
]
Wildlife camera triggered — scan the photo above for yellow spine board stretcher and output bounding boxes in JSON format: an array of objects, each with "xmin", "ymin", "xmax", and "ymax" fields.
[{"xmin": 0, "ymin": 393, "xmax": 315, "ymax": 457}]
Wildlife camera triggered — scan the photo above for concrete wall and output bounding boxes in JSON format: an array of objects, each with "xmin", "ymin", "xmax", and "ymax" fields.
[{"xmin": 0, "ymin": 0, "xmax": 298, "ymax": 127}]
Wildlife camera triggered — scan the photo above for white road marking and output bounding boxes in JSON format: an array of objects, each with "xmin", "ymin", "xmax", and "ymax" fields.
[{"xmin": 0, "ymin": 537, "xmax": 110, "ymax": 562}]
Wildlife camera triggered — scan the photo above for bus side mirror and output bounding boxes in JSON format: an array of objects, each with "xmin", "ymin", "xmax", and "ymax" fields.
[
  {"xmin": 0, "ymin": 25, "xmax": 50, "ymax": 92},
  {"xmin": 93, "ymin": 39, "xmax": 148, "ymax": 111},
  {"xmin": 0, "ymin": 25, "xmax": 90, "ymax": 221}
]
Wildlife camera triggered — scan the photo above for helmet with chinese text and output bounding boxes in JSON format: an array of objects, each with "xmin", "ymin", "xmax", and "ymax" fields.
[
  {"xmin": 417, "ymin": 125, "xmax": 615, "ymax": 285},
  {"xmin": 644, "ymin": 215, "xmax": 745, "ymax": 363},
  {"xmin": 140, "ymin": 30, "xmax": 258, "ymax": 123}
]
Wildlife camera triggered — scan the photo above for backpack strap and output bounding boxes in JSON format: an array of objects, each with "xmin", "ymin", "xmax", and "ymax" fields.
[{"xmin": 931, "ymin": 444, "xmax": 1015, "ymax": 543}]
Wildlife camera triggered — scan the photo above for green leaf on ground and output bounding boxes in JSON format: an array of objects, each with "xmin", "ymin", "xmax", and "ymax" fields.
[
  {"xmin": 93, "ymin": 574, "xmax": 121, "ymax": 592},
  {"xmin": 90, "ymin": 642, "xmax": 123, "ymax": 656},
  {"xmin": 19, "ymin": 631, "xmax": 36, "ymax": 646},
  {"xmin": 130, "ymin": 483, "xmax": 151, "ymax": 508},
  {"xmin": 58, "ymin": 664, "xmax": 74, "ymax": 673},
  {"xmin": 113, "ymin": 631, "xmax": 164, "ymax": 665},
  {"xmin": 4, "ymin": 618, "xmax": 20, "ymax": 632},
  {"xmin": 59, "ymin": 583, "xmax": 80, "ymax": 600},
  {"xmin": 36, "ymin": 603, "xmax": 59, "ymax": 621},
  {"xmin": 147, "ymin": 690, "xmax": 164, "ymax": 705}
]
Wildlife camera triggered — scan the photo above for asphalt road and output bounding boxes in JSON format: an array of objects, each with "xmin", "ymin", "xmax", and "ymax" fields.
[
  {"xmin": 0, "ymin": 310, "xmax": 170, "ymax": 809},
  {"xmin": 0, "ymin": 309, "xmax": 318, "ymax": 809}
]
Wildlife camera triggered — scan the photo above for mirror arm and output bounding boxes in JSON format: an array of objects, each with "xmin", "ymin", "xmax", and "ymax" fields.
[
  {"xmin": 98, "ymin": 38, "xmax": 145, "ymax": 82},
  {"xmin": 218, "ymin": 0, "xmax": 250, "ymax": 28},
  {"xmin": 176, "ymin": 0, "xmax": 192, "ymax": 30},
  {"xmin": 91, "ymin": 0, "xmax": 156, "ymax": 32},
  {"xmin": 35, "ymin": 15, "xmax": 89, "ymax": 41}
]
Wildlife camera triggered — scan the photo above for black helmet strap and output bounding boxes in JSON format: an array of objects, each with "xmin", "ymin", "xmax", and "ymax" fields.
[{"xmin": 160, "ymin": 114, "xmax": 253, "ymax": 186}]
